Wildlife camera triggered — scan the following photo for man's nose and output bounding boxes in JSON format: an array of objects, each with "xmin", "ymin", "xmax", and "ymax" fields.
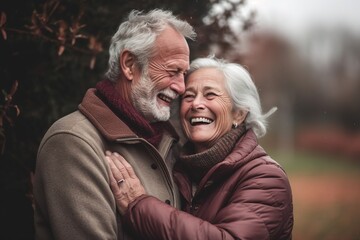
[{"xmin": 170, "ymin": 76, "xmax": 185, "ymax": 95}]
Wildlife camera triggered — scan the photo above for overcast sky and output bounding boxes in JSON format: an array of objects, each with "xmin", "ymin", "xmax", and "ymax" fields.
[{"xmin": 247, "ymin": 0, "xmax": 360, "ymax": 38}]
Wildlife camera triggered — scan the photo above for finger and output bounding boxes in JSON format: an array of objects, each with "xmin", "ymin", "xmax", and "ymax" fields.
[
  {"xmin": 112, "ymin": 152, "xmax": 131, "ymax": 179},
  {"xmin": 114, "ymin": 153, "xmax": 138, "ymax": 179},
  {"xmin": 107, "ymin": 154, "xmax": 125, "ymax": 179},
  {"xmin": 106, "ymin": 156, "xmax": 122, "ymax": 194}
]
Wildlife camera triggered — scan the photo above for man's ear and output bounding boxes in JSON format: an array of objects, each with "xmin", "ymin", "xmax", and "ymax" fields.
[{"xmin": 120, "ymin": 50, "xmax": 135, "ymax": 80}]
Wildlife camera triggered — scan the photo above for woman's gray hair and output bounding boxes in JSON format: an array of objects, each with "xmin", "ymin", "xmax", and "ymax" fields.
[
  {"xmin": 187, "ymin": 57, "xmax": 277, "ymax": 138},
  {"xmin": 105, "ymin": 9, "xmax": 196, "ymax": 82}
]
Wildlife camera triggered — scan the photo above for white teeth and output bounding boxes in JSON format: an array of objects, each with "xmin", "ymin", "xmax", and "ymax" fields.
[
  {"xmin": 190, "ymin": 117, "xmax": 213, "ymax": 125},
  {"xmin": 159, "ymin": 94, "xmax": 172, "ymax": 103}
]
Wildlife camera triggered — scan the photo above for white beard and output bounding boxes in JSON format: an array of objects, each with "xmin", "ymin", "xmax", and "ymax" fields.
[{"xmin": 131, "ymin": 72, "xmax": 174, "ymax": 122}]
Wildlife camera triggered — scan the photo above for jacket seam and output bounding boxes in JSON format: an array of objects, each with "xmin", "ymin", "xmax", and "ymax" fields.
[{"xmin": 38, "ymin": 130, "xmax": 101, "ymax": 158}]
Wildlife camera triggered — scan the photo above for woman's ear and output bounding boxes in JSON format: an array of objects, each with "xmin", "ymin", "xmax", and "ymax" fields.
[
  {"xmin": 233, "ymin": 109, "xmax": 248, "ymax": 125},
  {"xmin": 120, "ymin": 50, "xmax": 135, "ymax": 80}
]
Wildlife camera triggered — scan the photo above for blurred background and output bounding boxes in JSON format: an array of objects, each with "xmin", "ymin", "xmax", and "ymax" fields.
[{"xmin": 1, "ymin": 0, "xmax": 359, "ymax": 239}]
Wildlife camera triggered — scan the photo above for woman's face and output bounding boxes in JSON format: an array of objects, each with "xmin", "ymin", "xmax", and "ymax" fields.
[{"xmin": 180, "ymin": 67, "xmax": 239, "ymax": 153}]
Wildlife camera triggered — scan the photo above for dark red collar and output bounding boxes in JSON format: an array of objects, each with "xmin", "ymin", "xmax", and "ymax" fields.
[{"xmin": 95, "ymin": 79, "xmax": 178, "ymax": 147}]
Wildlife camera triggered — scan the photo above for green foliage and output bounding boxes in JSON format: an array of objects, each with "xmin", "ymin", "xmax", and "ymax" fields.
[{"xmin": 268, "ymin": 149, "xmax": 360, "ymax": 175}]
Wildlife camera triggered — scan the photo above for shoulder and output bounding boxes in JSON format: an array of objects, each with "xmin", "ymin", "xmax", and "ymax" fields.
[
  {"xmin": 231, "ymin": 141, "xmax": 291, "ymax": 192},
  {"xmin": 45, "ymin": 110, "xmax": 91, "ymax": 135},
  {"xmin": 227, "ymin": 134, "xmax": 292, "ymax": 205},
  {"xmin": 40, "ymin": 110, "xmax": 98, "ymax": 145},
  {"xmin": 227, "ymin": 153, "xmax": 293, "ymax": 239},
  {"xmin": 37, "ymin": 110, "xmax": 106, "ymax": 162}
]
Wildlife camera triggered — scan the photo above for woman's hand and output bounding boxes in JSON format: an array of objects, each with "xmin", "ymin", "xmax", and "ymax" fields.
[{"xmin": 106, "ymin": 151, "xmax": 146, "ymax": 215}]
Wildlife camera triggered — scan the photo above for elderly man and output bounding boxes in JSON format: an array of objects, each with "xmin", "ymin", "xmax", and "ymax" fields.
[{"xmin": 34, "ymin": 9, "xmax": 196, "ymax": 239}]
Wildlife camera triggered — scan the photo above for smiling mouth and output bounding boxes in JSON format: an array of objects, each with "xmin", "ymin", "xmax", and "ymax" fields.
[
  {"xmin": 190, "ymin": 117, "xmax": 213, "ymax": 126},
  {"xmin": 158, "ymin": 93, "xmax": 173, "ymax": 104}
]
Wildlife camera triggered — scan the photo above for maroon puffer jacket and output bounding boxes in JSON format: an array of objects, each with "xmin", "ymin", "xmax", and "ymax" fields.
[{"xmin": 123, "ymin": 129, "xmax": 293, "ymax": 240}]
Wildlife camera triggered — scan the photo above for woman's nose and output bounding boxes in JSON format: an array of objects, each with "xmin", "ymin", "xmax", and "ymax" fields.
[{"xmin": 191, "ymin": 95, "xmax": 205, "ymax": 110}]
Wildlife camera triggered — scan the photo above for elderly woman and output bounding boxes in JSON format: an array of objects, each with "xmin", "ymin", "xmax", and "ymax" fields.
[{"xmin": 106, "ymin": 57, "xmax": 294, "ymax": 240}]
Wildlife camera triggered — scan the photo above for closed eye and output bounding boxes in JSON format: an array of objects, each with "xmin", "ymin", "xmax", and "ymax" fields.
[
  {"xmin": 168, "ymin": 71, "xmax": 177, "ymax": 77},
  {"xmin": 168, "ymin": 69, "xmax": 186, "ymax": 77},
  {"xmin": 182, "ymin": 93, "xmax": 195, "ymax": 100},
  {"xmin": 205, "ymin": 92, "xmax": 218, "ymax": 99}
]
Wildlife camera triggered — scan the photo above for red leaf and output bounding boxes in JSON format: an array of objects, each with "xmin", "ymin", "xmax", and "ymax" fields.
[
  {"xmin": 0, "ymin": 12, "xmax": 6, "ymax": 27},
  {"xmin": 1, "ymin": 29, "xmax": 6, "ymax": 40},
  {"xmin": 89, "ymin": 56, "xmax": 96, "ymax": 69},
  {"xmin": 58, "ymin": 45, "xmax": 65, "ymax": 56}
]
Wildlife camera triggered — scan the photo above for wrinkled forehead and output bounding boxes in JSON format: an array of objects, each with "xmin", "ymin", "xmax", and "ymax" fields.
[{"xmin": 154, "ymin": 26, "xmax": 190, "ymax": 60}]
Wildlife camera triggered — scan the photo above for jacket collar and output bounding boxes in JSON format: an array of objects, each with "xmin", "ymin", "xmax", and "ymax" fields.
[
  {"xmin": 174, "ymin": 129, "xmax": 266, "ymax": 192},
  {"xmin": 78, "ymin": 88, "xmax": 137, "ymax": 141}
]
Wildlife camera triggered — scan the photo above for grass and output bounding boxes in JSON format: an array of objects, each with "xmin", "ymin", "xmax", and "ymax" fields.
[{"xmin": 268, "ymin": 149, "xmax": 360, "ymax": 175}]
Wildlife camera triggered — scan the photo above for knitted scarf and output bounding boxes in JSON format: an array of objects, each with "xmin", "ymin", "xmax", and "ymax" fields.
[
  {"xmin": 179, "ymin": 124, "xmax": 246, "ymax": 183},
  {"xmin": 96, "ymin": 79, "xmax": 178, "ymax": 147}
]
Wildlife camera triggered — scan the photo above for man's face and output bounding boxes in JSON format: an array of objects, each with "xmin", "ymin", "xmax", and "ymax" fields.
[{"xmin": 131, "ymin": 26, "xmax": 190, "ymax": 122}]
